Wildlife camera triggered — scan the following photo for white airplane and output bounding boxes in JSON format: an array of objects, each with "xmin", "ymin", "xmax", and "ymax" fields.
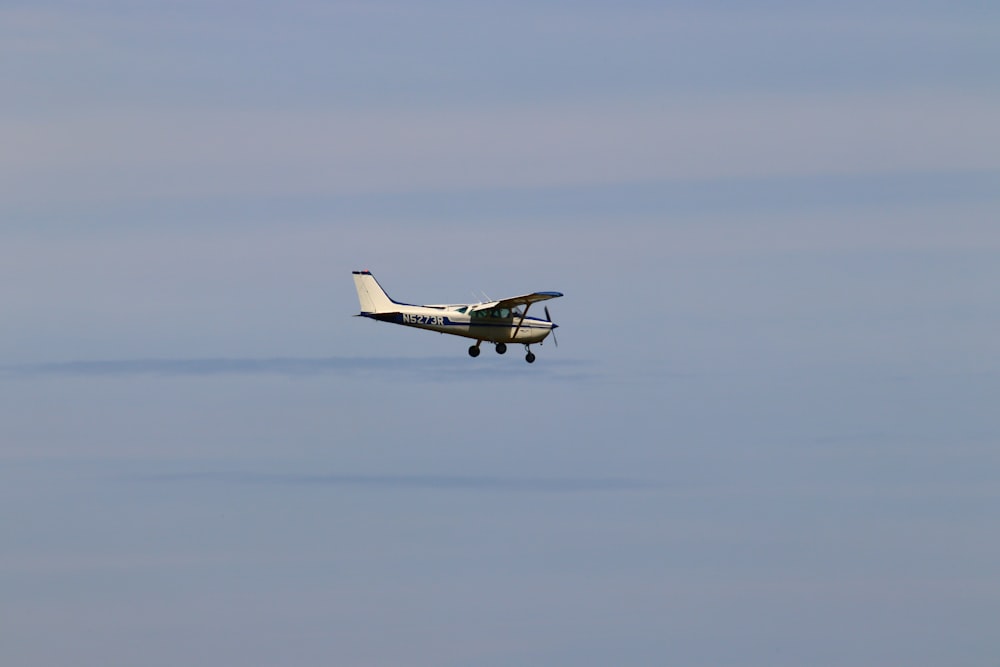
[{"xmin": 352, "ymin": 270, "xmax": 562, "ymax": 363}]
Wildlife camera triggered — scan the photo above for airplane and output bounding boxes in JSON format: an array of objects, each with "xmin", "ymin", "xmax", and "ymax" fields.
[{"xmin": 352, "ymin": 270, "xmax": 562, "ymax": 363}]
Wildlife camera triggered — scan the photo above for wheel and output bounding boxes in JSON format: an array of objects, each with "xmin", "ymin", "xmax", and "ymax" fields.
[
  {"xmin": 525, "ymin": 352, "xmax": 536, "ymax": 364},
  {"xmin": 495, "ymin": 342, "xmax": 507, "ymax": 355},
  {"xmin": 468, "ymin": 345, "xmax": 481, "ymax": 358}
]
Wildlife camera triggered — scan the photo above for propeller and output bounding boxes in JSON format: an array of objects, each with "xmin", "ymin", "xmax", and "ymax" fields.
[{"xmin": 544, "ymin": 306, "xmax": 558, "ymax": 347}]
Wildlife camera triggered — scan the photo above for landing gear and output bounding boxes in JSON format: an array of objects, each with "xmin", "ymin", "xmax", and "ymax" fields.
[{"xmin": 469, "ymin": 340, "xmax": 536, "ymax": 363}]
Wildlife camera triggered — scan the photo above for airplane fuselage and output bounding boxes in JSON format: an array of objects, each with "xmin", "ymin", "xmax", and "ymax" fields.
[{"xmin": 363, "ymin": 304, "xmax": 554, "ymax": 344}]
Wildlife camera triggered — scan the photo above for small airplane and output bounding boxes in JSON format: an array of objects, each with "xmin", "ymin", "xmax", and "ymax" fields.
[{"xmin": 352, "ymin": 270, "xmax": 562, "ymax": 363}]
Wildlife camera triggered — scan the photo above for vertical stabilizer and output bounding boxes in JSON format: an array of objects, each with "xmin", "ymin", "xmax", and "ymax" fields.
[{"xmin": 352, "ymin": 270, "xmax": 397, "ymax": 313}]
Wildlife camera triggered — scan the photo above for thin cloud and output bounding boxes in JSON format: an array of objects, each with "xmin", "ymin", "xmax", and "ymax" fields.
[
  {"xmin": 1, "ymin": 356, "xmax": 597, "ymax": 381},
  {"xmin": 133, "ymin": 470, "xmax": 662, "ymax": 493},
  {"xmin": 5, "ymin": 93, "xmax": 999, "ymax": 206}
]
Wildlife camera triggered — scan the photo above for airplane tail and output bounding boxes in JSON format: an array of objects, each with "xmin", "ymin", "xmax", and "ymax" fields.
[{"xmin": 352, "ymin": 270, "xmax": 397, "ymax": 314}]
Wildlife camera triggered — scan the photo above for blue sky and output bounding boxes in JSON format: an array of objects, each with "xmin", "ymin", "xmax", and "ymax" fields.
[{"xmin": 2, "ymin": 2, "xmax": 1000, "ymax": 665}]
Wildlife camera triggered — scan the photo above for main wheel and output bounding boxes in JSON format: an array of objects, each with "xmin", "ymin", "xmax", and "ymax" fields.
[
  {"xmin": 468, "ymin": 345, "xmax": 481, "ymax": 358},
  {"xmin": 525, "ymin": 352, "xmax": 536, "ymax": 364},
  {"xmin": 495, "ymin": 342, "xmax": 507, "ymax": 355}
]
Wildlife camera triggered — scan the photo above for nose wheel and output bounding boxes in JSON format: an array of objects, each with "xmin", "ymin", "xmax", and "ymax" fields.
[{"xmin": 524, "ymin": 345, "xmax": 536, "ymax": 364}]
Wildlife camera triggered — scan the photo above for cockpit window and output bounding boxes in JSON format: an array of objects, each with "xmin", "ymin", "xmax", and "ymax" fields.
[{"xmin": 471, "ymin": 308, "xmax": 513, "ymax": 319}]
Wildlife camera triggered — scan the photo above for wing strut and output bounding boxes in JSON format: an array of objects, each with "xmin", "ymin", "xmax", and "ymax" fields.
[{"xmin": 510, "ymin": 303, "xmax": 532, "ymax": 340}]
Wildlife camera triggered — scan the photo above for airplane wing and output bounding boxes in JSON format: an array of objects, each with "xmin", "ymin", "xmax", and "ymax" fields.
[{"xmin": 470, "ymin": 291, "xmax": 563, "ymax": 313}]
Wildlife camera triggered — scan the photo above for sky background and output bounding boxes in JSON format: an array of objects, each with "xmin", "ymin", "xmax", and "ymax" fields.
[{"xmin": 2, "ymin": 2, "xmax": 1000, "ymax": 665}]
